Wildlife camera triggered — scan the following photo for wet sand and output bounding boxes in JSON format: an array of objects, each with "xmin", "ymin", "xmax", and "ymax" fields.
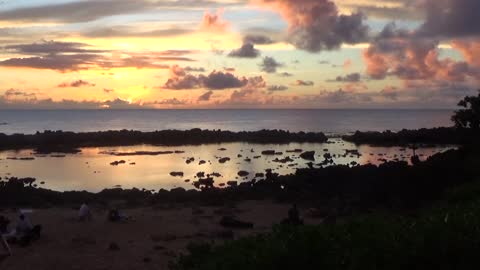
[{"xmin": 0, "ymin": 200, "xmax": 321, "ymax": 270}]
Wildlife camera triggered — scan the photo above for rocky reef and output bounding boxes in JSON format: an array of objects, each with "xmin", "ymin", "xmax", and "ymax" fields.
[
  {"xmin": 1, "ymin": 144, "xmax": 478, "ymax": 213},
  {"xmin": 343, "ymin": 127, "xmax": 477, "ymax": 146}
]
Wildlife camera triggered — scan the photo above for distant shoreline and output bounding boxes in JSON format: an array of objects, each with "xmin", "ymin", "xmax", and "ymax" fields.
[
  {"xmin": 0, "ymin": 129, "xmax": 329, "ymax": 153},
  {"xmin": 0, "ymin": 127, "xmax": 473, "ymax": 154}
]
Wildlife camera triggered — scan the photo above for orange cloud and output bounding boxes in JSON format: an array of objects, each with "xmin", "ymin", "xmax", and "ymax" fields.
[
  {"xmin": 452, "ymin": 39, "xmax": 480, "ymax": 68},
  {"xmin": 200, "ymin": 9, "xmax": 229, "ymax": 32},
  {"xmin": 364, "ymin": 29, "xmax": 480, "ymax": 82}
]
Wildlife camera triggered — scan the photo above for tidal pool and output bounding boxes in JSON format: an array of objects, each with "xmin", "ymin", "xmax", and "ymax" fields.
[{"xmin": 0, "ymin": 139, "xmax": 454, "ymax": 192}]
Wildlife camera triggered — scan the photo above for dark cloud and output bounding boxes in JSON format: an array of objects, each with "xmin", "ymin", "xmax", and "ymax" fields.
[
  {"xmin": 243, "ymin": 34, "xmax": 275, "ymax": 45},
  {"xmin": 332, "ymin": 73, "xmax": 361, "ymax": 82},
  {"xmin": 380, "ymin": 86, "xmax": 400, "ymax": 101},
  {"xmin": 260, "ymin": 56, "xmax": 283, "ymax": 73},
  {"xmin": 198, "ymin": 90, "xmax": 214, "ymax": 102},
  {"xmin": 230, "ymin": 88, "xmax": 256, "ymax": 101},
  {"xmin": 164, "ymin": 74, "xmax": 202, "ymax": 90},
  {"xmin": 0, "ymin": 0, "xmax": 238, "ymax": 23},
  {"xmin": 294, "ymin": 80, "xmax": 314, "ymax": 86},
  {"xmin": 184, "ymin": 66, "xmax": 206, "ymax": 72},
  {"xmin": 0, "ymin": 41, "xmax": 196, "ymax": 71},
  {"xmin": 0, "ymin": 0, "xmax": 149, "ymax": 23},
  {"xmin": 254, "ymin": 0, "xmax": 370, "ymax": 52},
  {"xmin": 318, "ymin": 89, "xmax": 362, "ymax": 103},
  {"xmin": 151, "ymin": 98, "xmax": 187, "ymax": 106},
  {"xmin": 4, "ymin": 40, "xmax": 106, "ymax": 54},
  {"xmin": 163, "ymin": 66, "xmax": 265, "ymax": 90},
  {"xmin": 417, "ymin": 0, "xmax": 480, "ymax": 38},
  {"xmin": 58, "ymin": 80, "xmax": 96, "ymax": 88},
  {"xmin": 4, "ymin": 89, "xmax": 36, "ymax": 98},
  {"xmin": 228, "ymin": 43, "xmax": 260, "ymax": 58},
  {"xmin": 267, "ymin": 85, "xmax": 289, "ymax": 91},
  {"xmin": 83, "ymin": 26, "xmax": 193, "ymax": 38},
  {"xmin": 203, "ymin": 71, "xmax": 249, "ymax": 89},
  {"xmin": 346, "ymin": 2, "xmax": 424, "ymax": 21},
  {"xmin": 103, "ymin": 88, "xmax": 115, "ymax": 93},
  {"xmin": 278, "ymin": 72, "xmax": 293, "ymax": 77},
  {"xmin": 0, "ymin": 53, "xmax": 100, "ymax": 71}
]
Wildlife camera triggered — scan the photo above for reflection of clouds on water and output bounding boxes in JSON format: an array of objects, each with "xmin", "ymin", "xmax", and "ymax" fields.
[{"xmin": 0, "ymin": 140, "xmax": 455, "ymax": 192}]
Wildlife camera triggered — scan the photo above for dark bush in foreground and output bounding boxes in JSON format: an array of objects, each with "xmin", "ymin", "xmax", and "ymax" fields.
[{"xmin": 173, "ymin": 200, "xmax": 480, "ymax": 270}]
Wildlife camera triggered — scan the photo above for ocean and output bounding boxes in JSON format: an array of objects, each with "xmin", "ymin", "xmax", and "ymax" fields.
[{"xmin": 0, "ymin": 109, "xmax": 453, "ymax": 135}]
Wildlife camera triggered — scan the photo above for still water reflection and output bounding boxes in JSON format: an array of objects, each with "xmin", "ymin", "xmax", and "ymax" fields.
[{"xmin": 0, "ymin": 139, "xmax": 454, "ymax": 192}]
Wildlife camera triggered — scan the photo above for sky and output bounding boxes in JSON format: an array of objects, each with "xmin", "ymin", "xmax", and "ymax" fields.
[{"xmin": 0, "ymin": 0, "xmax": 479, "ymax": 109}]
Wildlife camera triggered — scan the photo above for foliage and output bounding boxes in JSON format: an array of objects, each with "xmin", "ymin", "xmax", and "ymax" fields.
[
  {"xmin": 452, "ymin": 91, "xmax": 480, "ymax": 129},
  {"xmin": 173, "ymin": 198, "xmax": 480, "ymax": 270}
]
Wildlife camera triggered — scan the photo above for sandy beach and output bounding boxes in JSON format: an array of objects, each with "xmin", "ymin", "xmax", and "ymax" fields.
[{"xmin": 0, "ymin": 200, "xmax": 321, "ymax": 270}]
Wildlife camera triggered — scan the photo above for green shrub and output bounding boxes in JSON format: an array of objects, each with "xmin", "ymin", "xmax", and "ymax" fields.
[{"xmin": 173, "ymin": 201, "xmax": 480, "ymax": 270}]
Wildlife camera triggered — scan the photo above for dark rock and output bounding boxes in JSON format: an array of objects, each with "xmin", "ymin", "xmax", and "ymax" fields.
[
  {"xmin": 219, "ymin": 157, "xmax": 231, "ymax": 163},
  {"xmin": 170, "ymin": 172, "xmax": 184, "ymax": 177},
  {"xmin": 273, "ymin": 156, "xmax": 294, "ymax": 163},
  {"xmin": 237, "ymin": 171, "xmax": 249, "ymax": 177},
  {"xmin": 300, "ymin": 151, "xmax": 315, "ymax": 161},
  {"xmin": 210, "ymin": 172, "xmax": 222, "ymax": 178},
  {"xmin": 110, "ymin": 160, "xmax": 126, "ymax": 166}
]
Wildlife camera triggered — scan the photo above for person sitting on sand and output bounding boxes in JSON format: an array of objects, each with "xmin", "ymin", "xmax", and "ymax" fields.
[
  {"xmin": 79, "ymin": 203, "xmax": 92, "ymax": 221},
  {"xmin": 281, "ymin": 204, "xmax": 304, "ymax": 226},
  {"xmin": 4, "ymin": 213, "xmax": 42, "ymax": 246}
]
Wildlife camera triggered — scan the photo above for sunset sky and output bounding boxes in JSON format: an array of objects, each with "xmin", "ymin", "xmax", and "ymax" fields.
[{"xmin": 0, "ymin": 0, "xmax": 479, "ymax": 109}]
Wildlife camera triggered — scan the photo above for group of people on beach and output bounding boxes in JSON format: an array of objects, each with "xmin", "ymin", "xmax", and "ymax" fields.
[
  {"xmin": 1, "ymin": 210, "xmax": 42, "ymax": 259},
  {"xmin": 78, "ymin": 202, "xmax": 131, "ymax": 223},
  {"xmin": 0, "ymin": 202, "xmax": 132, "ymax": 259}
]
